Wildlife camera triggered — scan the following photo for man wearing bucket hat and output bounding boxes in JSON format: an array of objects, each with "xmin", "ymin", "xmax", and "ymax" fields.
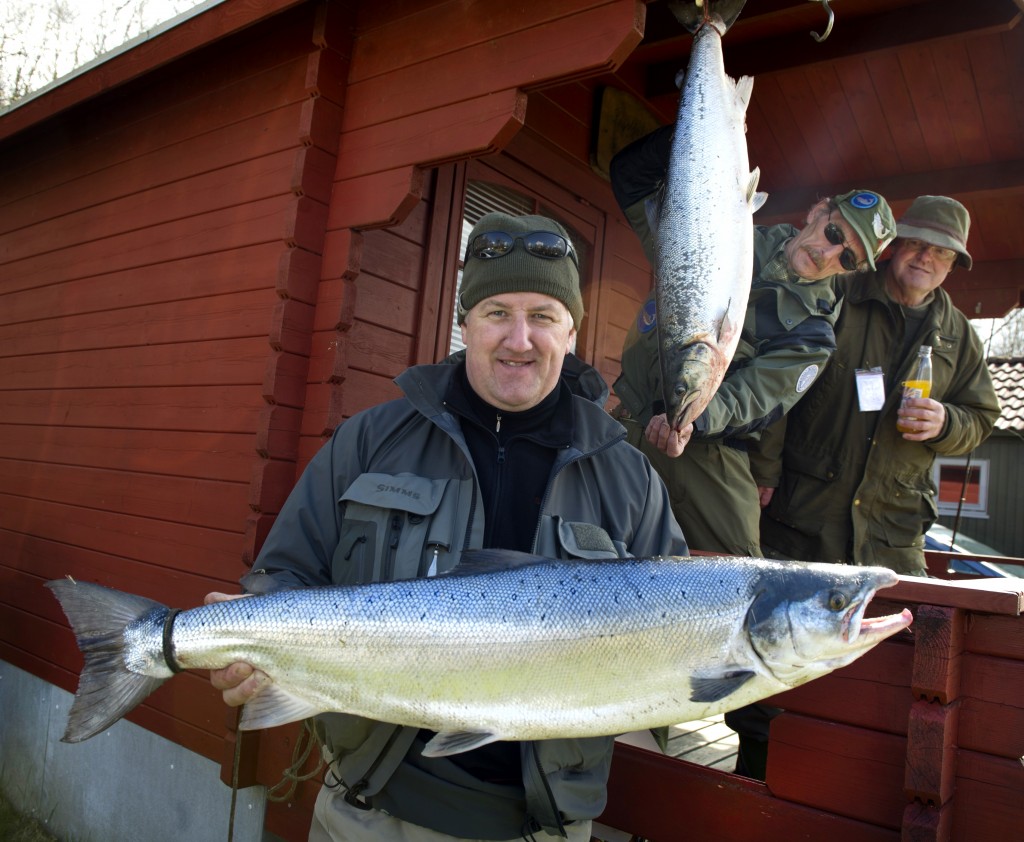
[
  {"xmin": 206, "ymin": 211, "xmax": 687, "ymax": 842},
  {"xmin": 609, "ymin": 124, "xmax": 896, "ymax": 781},
  {"xmin": 758, "ymin": 195, "xmax": 1000, "ymax": 577}
]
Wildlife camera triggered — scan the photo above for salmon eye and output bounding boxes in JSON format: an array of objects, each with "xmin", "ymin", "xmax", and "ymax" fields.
[{"xmin": 828, "ymin": 591, "xmax": 848, "ymax": 611}]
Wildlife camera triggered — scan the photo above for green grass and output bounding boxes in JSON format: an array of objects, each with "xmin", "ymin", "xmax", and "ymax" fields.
[{"xmin": 0, "ymin": 791, "xmax": 58, "ymax": 842}]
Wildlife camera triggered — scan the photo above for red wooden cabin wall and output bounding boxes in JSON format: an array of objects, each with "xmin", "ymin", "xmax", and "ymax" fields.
[{"xmin": 0, "ymin": 2, "xmax": 342, "ymax": 762}]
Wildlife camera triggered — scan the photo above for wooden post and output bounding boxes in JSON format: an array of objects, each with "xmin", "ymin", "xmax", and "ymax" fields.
[{"xmin": 902, "ymin": 604, "xmax": 965, "ymax": 840}]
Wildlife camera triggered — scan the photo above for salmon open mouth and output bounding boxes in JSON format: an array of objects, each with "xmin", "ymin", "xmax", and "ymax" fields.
[{"xmin": 843, "ymin": 606, "xmax": 913, "ymax": 644}]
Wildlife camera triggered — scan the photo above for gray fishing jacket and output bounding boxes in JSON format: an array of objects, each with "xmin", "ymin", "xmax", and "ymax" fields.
[{"xmin": 242, "ymin": 360, "xmax": 687, "ymax": 837}]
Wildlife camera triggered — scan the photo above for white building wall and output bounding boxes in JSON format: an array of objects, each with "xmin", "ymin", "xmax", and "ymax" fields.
[{"xmin": 0, "ymin": 660, "xmax": 272, "ymax": 842}]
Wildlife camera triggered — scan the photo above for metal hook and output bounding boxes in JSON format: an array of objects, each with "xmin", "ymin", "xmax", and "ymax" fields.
[{"xmin": 810, "ymin": 0, "xmax": 834, "ymax": 42}]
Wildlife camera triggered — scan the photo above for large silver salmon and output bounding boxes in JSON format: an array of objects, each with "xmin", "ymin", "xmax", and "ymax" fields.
[
  {"xmin": 48, "ymin": 550, "xmax": 911, "ymax": 755},
  {"xmin": 657, "ymin": 0, "xmax": 765, "ymax": 430}
]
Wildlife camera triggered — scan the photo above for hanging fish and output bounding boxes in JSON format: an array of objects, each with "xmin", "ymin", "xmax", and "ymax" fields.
[{"xmin": 657, "ymin": 0, "xmax": 766, "ymax": 430}]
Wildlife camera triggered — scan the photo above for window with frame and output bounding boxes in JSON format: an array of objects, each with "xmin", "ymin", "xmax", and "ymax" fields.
[{"xmin": 932, "ymin": 458, "xmax": 989, "ymax": 518}]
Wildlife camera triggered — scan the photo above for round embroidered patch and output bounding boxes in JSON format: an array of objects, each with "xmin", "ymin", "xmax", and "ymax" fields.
[
  {"xmin": 637, "ymin": 298, "xmax": 658, "ymax": 334},
  {"xmin": 848, "ymin": 192, "xmax": 879, "ymax": 210},
  {"xmin": 796, "ymin": 364, "xmax": 819, "ymax": 393}
]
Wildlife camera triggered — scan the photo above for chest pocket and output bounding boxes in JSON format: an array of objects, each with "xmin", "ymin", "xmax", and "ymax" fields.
[
  {"xmin": 333, "ymin": 473, "xmax": 467, "ymax": 585},
  {"xmin": 549, "ymin": 516, "xmax": 623, "ymax": 559}
]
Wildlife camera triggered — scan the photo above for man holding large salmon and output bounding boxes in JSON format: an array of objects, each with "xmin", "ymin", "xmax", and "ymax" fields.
[
  {"xmin": 610, "ymin": 136, "xmax": 896, "ymax": 558},
  {"xmin": 208, "ymin": 212, "xmax": 688, "ymax": 841},
  {"xmin": 47, "ymin": 199, "xmax": 912, "ymax": 838}
]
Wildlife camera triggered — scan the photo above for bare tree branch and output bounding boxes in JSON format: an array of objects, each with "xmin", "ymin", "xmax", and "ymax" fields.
[{"xmin": 1, "ymin": 0, "xmax": 203, "ymax": 109}]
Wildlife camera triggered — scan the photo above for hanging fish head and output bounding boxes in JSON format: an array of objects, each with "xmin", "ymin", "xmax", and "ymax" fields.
[{"xmin": 657, "ymin": 316, "xmax": 742, "ymax": 431}]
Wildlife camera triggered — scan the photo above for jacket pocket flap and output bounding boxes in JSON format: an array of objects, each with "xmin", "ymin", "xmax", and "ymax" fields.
[
  {"xmin": 785, "ymin": 450, "xmax": 840, "ymax": 482},
  {"xmin": 341, "ymin": 473, "xmax": 449, "ymax": 516},
  {"xmin": 556, "ymin": 518, "xmax": 619, "ymax": 559}
]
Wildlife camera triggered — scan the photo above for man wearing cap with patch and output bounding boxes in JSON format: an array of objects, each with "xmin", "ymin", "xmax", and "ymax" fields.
[
  {"xmin": 758, "ymin": 196, "xmax": 1000, "ymax": 576},
  {"xmin": 206, "ymin": 211, "xmax": 687, "ymax": 842}
]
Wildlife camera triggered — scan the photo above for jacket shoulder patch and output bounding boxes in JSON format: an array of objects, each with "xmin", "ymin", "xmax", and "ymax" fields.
[
  {"xmin": 796, "ymin": 364, "xmax": 820, "ymax": 393},
  {"xmin": 637, "ymin": 298, "xmax": 657, "ymax": 334}
]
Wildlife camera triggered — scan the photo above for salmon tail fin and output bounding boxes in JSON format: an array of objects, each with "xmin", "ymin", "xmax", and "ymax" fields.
[
  {"xmin": 668, "ymin": 0, "xmax": 748, "ymax": 34},
  {"xmin": 46, "ymin": 579, "xmax": 172, "ymax": 743}
]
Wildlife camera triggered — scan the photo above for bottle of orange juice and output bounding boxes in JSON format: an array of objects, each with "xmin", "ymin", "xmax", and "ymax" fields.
[{"xmin": 897, "ymin": 345, "xmax": 933, "ymax": 432}]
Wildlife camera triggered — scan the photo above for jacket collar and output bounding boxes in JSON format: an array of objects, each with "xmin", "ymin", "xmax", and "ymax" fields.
[
  {"xmin": 443, "ymin": 362, "xmax": 574, "ymax": 448},
  {"xmin": 396, "ymin": 361, "xmax": 625, "ymax": 456}
]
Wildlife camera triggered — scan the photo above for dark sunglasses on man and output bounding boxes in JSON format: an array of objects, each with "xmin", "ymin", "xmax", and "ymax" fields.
[
  {"xmin": 466, "ymin": 230, "xmax": 579, "ymax": 269},
  {"xmin": 824, "ymin": 210, "xmax": 862, "ymax": 273}
]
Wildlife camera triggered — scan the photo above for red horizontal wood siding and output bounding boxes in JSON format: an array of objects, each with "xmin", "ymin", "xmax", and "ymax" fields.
[
  {"xmin": 0, "ymin": 0, "xmax": 346, "ymax": 766},
  {"xmin": 0, "ymin": 3, "xmax": 645, "ymax": 809},
  {"xmin": 602, "ymin": 742, "xmax": 899, "ymax": 842}
]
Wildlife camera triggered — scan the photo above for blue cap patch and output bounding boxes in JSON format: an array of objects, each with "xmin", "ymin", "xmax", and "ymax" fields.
[
  {"xmin": 847, "ymin": 192, "xmax": 879, "ymax": 210},
  {"xmin": 637, "ymin": 298, "xmax": 657, "ymax": 334}
]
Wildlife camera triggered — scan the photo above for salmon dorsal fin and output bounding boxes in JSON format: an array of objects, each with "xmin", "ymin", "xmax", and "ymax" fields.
[{"xmin": 441, "ymin": 548, "xmax": 552, "ymax": 577}]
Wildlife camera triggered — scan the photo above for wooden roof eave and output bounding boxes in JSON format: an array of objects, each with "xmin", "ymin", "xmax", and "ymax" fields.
[{"xmin": 332, "ymin": 0, "xmax": 647, "ymax": 231}]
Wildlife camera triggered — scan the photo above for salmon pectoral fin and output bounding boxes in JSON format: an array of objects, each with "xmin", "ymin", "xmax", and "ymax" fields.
[
  {"xmin": 747, "ymin": 168, "xmax": 768, "ymax": 212},
  {"xmin": 688, "ymin": 669, "xmax": 756, "ymax": 703},
  {"xmin": 422, "ymin": 729, "xmax": 502, "ymax": 758},
  {"xmin": 716, "ymin": 302, "xmax": 739, "ymax": 346},
  {"xmin": 238, "ymin": 683, "xmax": 323, "ymax": 731}
]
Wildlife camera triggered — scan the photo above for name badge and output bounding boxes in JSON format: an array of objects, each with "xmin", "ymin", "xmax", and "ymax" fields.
[{"xmin": 855, "ymin": 368, "xmax": 885, "ymax": 412}]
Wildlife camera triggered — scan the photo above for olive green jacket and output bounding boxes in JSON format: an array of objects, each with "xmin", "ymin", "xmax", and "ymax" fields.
[{"xmin": 758, "ymin": 265, "xmax": 1000, "ymax": 574}]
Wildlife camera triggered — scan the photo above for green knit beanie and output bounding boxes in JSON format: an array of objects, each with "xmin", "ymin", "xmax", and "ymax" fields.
[{"xmin": 458, "ymin": 212, "xmax": 584, "ymax": 328}]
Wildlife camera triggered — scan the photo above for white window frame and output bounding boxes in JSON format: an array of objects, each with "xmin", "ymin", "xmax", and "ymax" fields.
[{"xmin": 932, "ymin": 457, "xmax": 990, "ymax": 519}]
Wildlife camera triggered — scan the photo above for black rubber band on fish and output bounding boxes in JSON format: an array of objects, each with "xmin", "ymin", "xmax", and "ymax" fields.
[{"xmin": 162, "ymin": 608, "xmax": 183, "ymax": 674}]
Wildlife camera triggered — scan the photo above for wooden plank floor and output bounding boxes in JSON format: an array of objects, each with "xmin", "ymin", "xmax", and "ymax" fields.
[
  {"xmin": 610, "ymin": 713, "xmax": 739, "ymax": 769},
  {"xmin": 664, "ymin": 713, "xmax": 738, "ymax": 771}
]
